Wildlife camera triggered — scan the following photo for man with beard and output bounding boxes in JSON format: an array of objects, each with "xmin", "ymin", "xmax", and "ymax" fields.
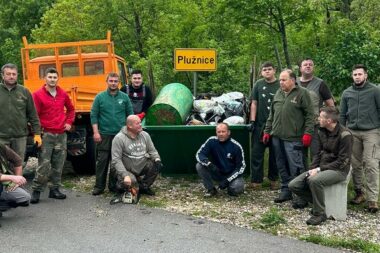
[{"xmin": 340, "ymin": 64, "xmax": 380, "ymax": 213}]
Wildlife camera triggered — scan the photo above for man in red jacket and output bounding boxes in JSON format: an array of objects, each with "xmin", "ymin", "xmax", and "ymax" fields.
[{"xmin": 30, "ymin": 68, "xmax": 75, "ymax": 204}]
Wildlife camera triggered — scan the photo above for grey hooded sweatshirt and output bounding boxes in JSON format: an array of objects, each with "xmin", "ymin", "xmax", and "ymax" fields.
[{"xmin": 111, "ymin": 126, "xmax": 160, "ymax": 180}]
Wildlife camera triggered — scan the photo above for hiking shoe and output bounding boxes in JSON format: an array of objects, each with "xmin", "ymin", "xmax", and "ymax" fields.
[
  {"xmin": 350, "ymin": 190, "xmax": 365, "ymax": 205},
  {"xmin": 30, "ymin": 191, "xmax": 40, "ymax": 204},
  {"xmin": 204, "ymin": 187, "xmax": 217, "ymax": 198},
  {"xmin": 368, "ymin": 201, "xmax": 379, "ymax": 213},
  {"xmin": 274, "ymin": 192, "xmax": 292, "ymax": 203},
  {"xmin": 306, "ymin": 214, "xmax": 327, "ymax": 226},
  {"xmin": 292, "ymin": 198, "xmax": 308, "ymax": 209},
  {"xmin": 139, "ymin": 187, "xmax": 155, "ymax": 196},
  {"xmin": 92, "ymin": 188, "xmax": 104, "ymax": 196},
  {"xmin": 48, "ymin": 188, "xmax": 66, "ymax": 199}
]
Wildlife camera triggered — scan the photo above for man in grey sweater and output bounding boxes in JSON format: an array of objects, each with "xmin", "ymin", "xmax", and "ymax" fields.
[{"xmin": 110, "ymin": 115, "xmax": 162, "ymax": 204}]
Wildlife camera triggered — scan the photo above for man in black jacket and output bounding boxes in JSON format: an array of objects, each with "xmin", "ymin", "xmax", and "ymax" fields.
[{"xmin": 289, "ymin": 107, "xmax": 353, "ymax": 225}]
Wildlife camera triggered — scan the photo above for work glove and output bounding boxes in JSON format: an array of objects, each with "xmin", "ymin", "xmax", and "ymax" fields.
[
  {"xmin": 262, "ymin": 133, "xmax": 270, "ymax": 145},
  {"xmin": 248, "ymin": 121, "xmax": 255, "ymax": 132},
  {"xmin": 136, "ymin": 112, "xmax": 146, "ymax": 120},
  {"xmin": 302, "ymin": 134, "xmax": 312, "ymax": 147},
  {"xmin": 219, "ymin": 179, "xmax": 229, "ymax": 190},
  {"xmin": 34, "ymin": 134, "xmax": 42, "ymax": 148},
  {"xmin": 153, "ymin": 160, "xmax": 164, "ymax": 173}
]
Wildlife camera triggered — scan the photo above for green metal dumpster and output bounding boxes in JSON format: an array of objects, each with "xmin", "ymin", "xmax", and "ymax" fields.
[{"xmin": 145, "ymin": 125, "xmax": 250, "ymax": 175}]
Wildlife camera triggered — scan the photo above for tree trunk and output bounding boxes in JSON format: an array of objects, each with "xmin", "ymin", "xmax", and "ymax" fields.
[
  {"xmin": 133, "ymin": 8, "xmax": 145, "ymax": 58},
  {"xmin": 276, "ymin": 8, "xmax": 291, "ymax": 68}
]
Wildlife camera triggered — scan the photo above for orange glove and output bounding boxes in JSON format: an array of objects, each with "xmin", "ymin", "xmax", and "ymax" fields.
[
  {"xmin": 302, "ymin": 134, "xmax": 312, "ymax": 147},
  {"xmin": 34, "ymin": 134, "xmax": 42, "ymax": 148},
  {"xmin": 262, "ymin": 133, "xmax": 270, "ymax": 145},
  {"xmin": 136, "ymin": 112, "xmax": 146, "ymax": 120}
]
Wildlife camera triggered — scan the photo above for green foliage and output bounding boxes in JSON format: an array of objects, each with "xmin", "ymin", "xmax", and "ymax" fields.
[{"xmin": 301, "ymin": 234, "xmax": 380, "ymax": 253}]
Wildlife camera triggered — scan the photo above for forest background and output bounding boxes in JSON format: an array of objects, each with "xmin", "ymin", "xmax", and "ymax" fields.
[{"xmin": 1, "ymin": 0, "xmax": 380, "ymax": 99}]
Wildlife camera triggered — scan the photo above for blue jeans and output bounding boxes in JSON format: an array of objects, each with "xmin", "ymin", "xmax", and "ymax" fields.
[
  {"xmin": 272, "ymin": 137, "xmax": 305, "ymax": 193},
  {"xmin": 196, "ymin": 163, "xmax": 244, "ymax": 195}
]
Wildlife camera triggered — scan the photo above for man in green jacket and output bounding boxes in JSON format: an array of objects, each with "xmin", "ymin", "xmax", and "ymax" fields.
[
  {"xmin": 340, "ymin": 64, "xmax": 380, "ymax": 213},
  {"xmin": 91, "ymin": 73, "xmax": 133, "ymax": 195},
  {"xmin": 0, "ymin": 63, "xmax": 41, "ymax": 159},
  {"xmin": 264, "ymin": 69, "xmax": 314, "ymax": 203}
]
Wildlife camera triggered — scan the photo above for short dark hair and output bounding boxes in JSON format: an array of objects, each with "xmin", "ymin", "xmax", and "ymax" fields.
[
  {"xmin": 352, "ymin": 64, "xmax": 367, "ymax": 73},
  {"xmin": 44, "ymin": 67, "xmax": 58, "ymax": 77},
  {"xmin": 131, "ymin": 69, "xmax": 142, "ymax": 75},
  {"xmin": 282, "ymin": 69, "xmax": 297, "ymax": 81},
  {"xmin": 1, "ymin": 63, "xmax": 18, "ymax": 75},
  {"xmin": 299, "ymin": 58, "xmax": 314, "ymax": 67},
  {"xmin": 320, "ymin": 106, "xmax": 339, "ymax": 123},
  {"xmin": 106, "ymin": 72, "xmax": 119, "ymax": 81},
  {"xmin": 261, "ymin": 62, "xmax": 275, "ymax": 70}
]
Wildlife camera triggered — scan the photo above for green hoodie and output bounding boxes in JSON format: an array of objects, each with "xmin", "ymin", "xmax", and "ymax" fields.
[{"xmin": 264, "ymin": 85, "xmax": 314, "ymax": 141}]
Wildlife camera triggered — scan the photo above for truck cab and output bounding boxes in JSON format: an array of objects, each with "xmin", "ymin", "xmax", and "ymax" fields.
[{"xmin": 22, "ymin": 31, "xmax": 128, "ymax": 173}]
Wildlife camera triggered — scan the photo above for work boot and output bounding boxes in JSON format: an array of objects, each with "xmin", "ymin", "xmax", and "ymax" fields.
[
  {"xmin": 368, "ymin": 201, "xmax": 379, "ymax": 213},
  {"xmin": 350, "ymin": 189, "xmax": 365, "ymax": 205},
  {"xmin": 274, "ymin": 191, "xmax": 292, "ymax": 203},
  {"xmin": 92, "ymin": 188, "xmax": 104, "ymax": 196},
  {"xmin": 139, "ymin": 187, "xmax": 155, "ymax": 196},
  {"xmin": 306, "ymin": 213, "xmax": 327, "ymax": 226},
  {"xmin": 30, "ymin": 191, "xmax": 40, "ymax": 204},
  {"xmin": 48, "ymin": 188, "xmax": 66, "ymax": 199},
  {"xmin": 204, "ymin": 187, "xmax": 217, "ymax": 198},
  {"xmin": 270, "ymin": 181, "xmax": 279, "ymax": 191}
]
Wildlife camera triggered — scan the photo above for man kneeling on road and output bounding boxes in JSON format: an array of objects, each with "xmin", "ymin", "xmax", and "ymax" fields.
[
  {"xmin": 0, "ymin": 144, "xmax": 30, "ymax": 216},
  {"xmin": 110, "ymin": 115, "xmax": 162, "ymax": 204},
  {"xmin": 196, "ymin": 123, "xmax": 245, "ymax": 197},
  {"xmin": 289, "ymin": 107, "xmax": 353, "ymax": 225}
]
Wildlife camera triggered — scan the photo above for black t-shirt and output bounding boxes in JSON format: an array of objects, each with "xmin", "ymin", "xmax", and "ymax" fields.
[{"xmin": 120, "ymin": 84, "xmax": 153, "ymax": 114}]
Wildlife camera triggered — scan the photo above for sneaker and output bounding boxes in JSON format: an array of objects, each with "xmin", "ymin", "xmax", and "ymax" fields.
[
  {"xmin": 139, "ymin": 187, "xmax": 155, "ymax": 196},
  {"xmin": 274, "ymin": 192, "xmax": 293, "ymax": 203},
  {"xmin": 368, "ymin": 201, "xmax": 379, "ymax": 213},
  {"xmin": 110, "ymin": 194, "xmax": 122, "ymax": 205},
  {"xmin": 48, "ymin": 188, "xmax": 66, "ymax": 199},
  {"xmin": 306, "ymin": 214, "xmax": 327, "ymax": 226},
  {"xmin": 204, "ymin": 187, "xmax": 217, "ymax": 198},
  {"xmin": 350, "ymin": 190, "xmax": 365, "ymax": 205},
  {"xmin": 30, "ymin": 191, "xmax": 40, "ymax": 204},
  {"xmin": 292, "ymin": 199, "xmax": 308, "ymax": 209},
  {"xmin": 92, "ymin": 188, "xmax": 104, "ymax": 196}
]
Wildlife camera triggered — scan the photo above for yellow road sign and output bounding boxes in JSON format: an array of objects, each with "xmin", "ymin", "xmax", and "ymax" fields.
[{"xmin": 174, "ymin": 48, "xmax": 217, "ymax": 71}]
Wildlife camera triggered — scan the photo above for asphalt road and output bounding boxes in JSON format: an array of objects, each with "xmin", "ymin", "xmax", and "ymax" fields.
[{"xmin": 0, "ymin": 189, "xmax": 344, "ymax": 253}]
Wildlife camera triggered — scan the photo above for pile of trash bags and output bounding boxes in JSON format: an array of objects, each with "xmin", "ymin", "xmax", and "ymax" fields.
[{"xmin": 186, "ymin": 92, "xmax": 247, "ymax": 125}]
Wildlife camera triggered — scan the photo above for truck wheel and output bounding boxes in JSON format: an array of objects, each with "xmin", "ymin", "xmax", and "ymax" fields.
[{"xmin": 70, "ymin": 136, "xmax": 96, "ymax": 174}]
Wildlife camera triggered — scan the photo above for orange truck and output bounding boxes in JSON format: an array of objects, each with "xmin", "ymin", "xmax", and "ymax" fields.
[{"xmin": 21, "ymin": 31, "xmax": 129, "ymax": 173}]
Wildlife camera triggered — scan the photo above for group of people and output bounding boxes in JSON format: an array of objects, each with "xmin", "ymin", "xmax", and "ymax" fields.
[
  {"xmin": 1, "ymin": 58, "xmax": 379, "ymax": 227},
  {"xmin": 0, "ymin": 63, "xmax": 157, "ymax": 215}
]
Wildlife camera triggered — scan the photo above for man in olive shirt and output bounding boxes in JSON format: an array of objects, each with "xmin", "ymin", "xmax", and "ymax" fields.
[
  {"xmin": 91, "ymin": 73, "xmax": 133, "ymax": 195},
  {"xmin": 249, "ymin": 62, "xmax": 279, "ymax": 190},
  {"xmin": 264, "ymin": 69, "xmax": 314, "ymax": 203},
  {"xmin": 0, "ymin": 63, "xmax": 41, "ymax": 159}
]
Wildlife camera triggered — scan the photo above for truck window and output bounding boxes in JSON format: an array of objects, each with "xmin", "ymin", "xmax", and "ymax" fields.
[
  {"xmin": 39, "ymin": 64, "xmax": 57, "ymax": 79},
  {"xmin": 84, "ymin": 61, "xmax": 104, "ymax": 75},
  {"xmin": 62, "ymin": 62, "xmax": 79, "ymax": 77},
  {"xmin": 117, "ymin": 61, "xmax": 127, "ymax": 85}
]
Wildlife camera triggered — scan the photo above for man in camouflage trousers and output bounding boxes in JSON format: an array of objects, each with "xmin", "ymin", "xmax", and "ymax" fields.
[{"xmin": 30, "ymin": 68, "xmax": 75, "ymax": 204}]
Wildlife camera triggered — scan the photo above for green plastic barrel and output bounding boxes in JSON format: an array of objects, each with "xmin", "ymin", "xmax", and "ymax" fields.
[{"xmin": 145, "ymin": 83, "xmax": 193, "ymax": 125}]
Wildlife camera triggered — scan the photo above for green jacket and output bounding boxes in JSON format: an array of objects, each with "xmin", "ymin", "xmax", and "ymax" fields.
[
  {"xmin": 264, "ymin": 85, "xmax": 314, "ymax": 141},
  {"xmin": 90, "ymin": 89, "xmax": 133, "ymax": 135},
  {"xmin": 0, "ymin": 83, "xmax": 41, "ymax": 138},
  {"xmin": 339, "ymin": 81, "xmax": 380, "ymax": 130}
]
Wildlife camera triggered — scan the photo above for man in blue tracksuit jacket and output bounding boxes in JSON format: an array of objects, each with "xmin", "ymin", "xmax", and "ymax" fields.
[{"xmin": 196, "ymin": 123, "xmax": 245, "ymax": 197}]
